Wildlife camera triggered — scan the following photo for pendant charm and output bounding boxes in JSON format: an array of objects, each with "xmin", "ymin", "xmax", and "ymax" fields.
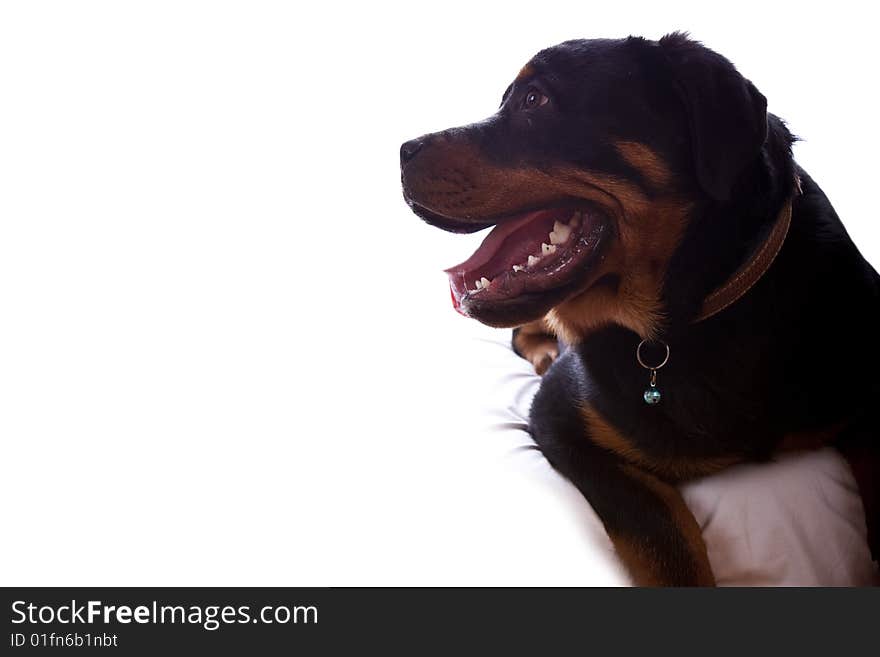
[
  {"xmin": 643, "ymin": 369, "xmax": 662, "ymax": 405},
  {"xmin": 636, "ymin": 340, "xmax": 670, "ymax": 406}
]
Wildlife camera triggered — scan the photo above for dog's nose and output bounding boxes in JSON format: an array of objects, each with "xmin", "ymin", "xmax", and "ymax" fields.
[{"xmin": 400, "ymin": 138, "xmax": 425, "ymax": 165}]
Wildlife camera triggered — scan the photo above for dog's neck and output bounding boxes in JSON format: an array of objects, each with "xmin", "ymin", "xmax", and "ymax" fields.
[
  {"xmin": 660, "ymin": 114, "xmax": 799, "ymax": 331},
  {"xmin": 692, "ymin": 177, "xmax": 800, "ymax": 323}
]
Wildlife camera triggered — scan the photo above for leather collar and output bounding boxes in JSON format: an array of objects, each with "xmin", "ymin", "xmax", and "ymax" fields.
[{"xmin": 693, "ymin": 177, "xmax": 801, "ymax": 323}]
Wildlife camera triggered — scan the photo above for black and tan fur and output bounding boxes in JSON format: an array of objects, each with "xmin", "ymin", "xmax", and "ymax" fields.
[{"xmin": 400, "ymin": 34, "xmax": 880, "ymax": 585}]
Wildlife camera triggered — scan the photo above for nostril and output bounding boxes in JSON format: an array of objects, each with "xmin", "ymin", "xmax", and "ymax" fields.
[{"xmin": 400, "ymin": 138, "xmax": 425, "ymax": 164}]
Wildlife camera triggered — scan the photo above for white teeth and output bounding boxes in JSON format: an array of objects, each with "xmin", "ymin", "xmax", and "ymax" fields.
[
  {"xmin": 468, "ymin": 212, "xmax": 585, "ymax": 290},
  {"xmin": 467, "ymin": 211, "xmax": 585, "ymax": 291},
  {"xmin": 469, "ymin": 212, "xmax": 581, "ymax": 292},
  {"xmin": 550, "ymin": 221, "xmax": 572, "ymax": 245}
]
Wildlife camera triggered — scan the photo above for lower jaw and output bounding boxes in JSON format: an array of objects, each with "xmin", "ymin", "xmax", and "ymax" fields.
[{"xmin": 457, "ymin": 286, "xmax": 575, "ymax": 328}]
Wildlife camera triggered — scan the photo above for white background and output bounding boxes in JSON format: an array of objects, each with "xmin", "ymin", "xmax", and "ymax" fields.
[{"xmin": 1, "ymin": 1, "xmax": 877, "ymax": 585}]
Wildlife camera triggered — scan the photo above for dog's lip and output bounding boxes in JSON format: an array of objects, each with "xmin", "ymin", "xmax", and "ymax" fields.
[
  {"xmin": 443, "ymin": 203, "xmax": 608, "ymax": 316},
  {"xmin": 404, "ymin": 199, "xmax": 496, "ymax": 234}
]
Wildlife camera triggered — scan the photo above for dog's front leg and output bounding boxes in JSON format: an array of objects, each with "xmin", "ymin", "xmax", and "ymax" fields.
[{"xmin": 529, "ymin": 355, "xmax": 715, "ymax": 586}]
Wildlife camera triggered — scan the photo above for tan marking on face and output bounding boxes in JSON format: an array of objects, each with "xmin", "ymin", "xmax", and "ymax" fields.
[
  {"xmin": 516, "ymin": 64, "xmax": 534, "ymax": 81},
  {"xmin": 543, "ymin": 168, "xmax": 693, "ymax": 342},
  {"xmin": 614, "ymin": 141, "xmax": 674, "ymax": 188},
  {"xmin": 582, "ymin": 404, "xmax": 739, "ymax": 481},
  {"xmin": 404, "ymin": 140, "xmax": 692, "ymax": 339}
]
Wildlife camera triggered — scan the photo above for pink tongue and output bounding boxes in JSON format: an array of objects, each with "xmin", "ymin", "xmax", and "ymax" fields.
[{"xmin": 443, "ymin": 208, "xmax": 561, "ymax": 277}]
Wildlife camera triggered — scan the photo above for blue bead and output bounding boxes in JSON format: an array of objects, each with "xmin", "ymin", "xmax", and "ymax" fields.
[{"xmin": 643, "ymin": 388, "xmax": 661, "ymax": 405}]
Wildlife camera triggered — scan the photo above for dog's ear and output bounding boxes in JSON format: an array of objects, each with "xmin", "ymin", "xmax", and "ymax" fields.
[{"xmin": 659, "ymin": 32, "xmax": 767, "ymax": 201}]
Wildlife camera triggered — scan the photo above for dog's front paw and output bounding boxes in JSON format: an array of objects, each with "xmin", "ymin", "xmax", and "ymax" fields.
[
  {"xmin": 529, "ymin": 341, "xmax": 559, "ymax": 375},
  {"xmin": 512, "ymin": 320, "xmax": 560, "ymax": 376}
]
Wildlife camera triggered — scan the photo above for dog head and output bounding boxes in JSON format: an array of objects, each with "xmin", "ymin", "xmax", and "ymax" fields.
[{"xmin": 400, "ymin": 34, "xmax": 770, "ymax": 341}]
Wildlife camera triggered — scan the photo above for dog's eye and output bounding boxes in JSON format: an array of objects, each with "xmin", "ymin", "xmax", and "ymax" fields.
[{"xmin": 522, "ymin": 89, "xmax": 549, "ymax": 110}]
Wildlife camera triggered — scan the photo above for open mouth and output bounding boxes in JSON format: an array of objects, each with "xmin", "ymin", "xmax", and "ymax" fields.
[{"xmin": 444, "ymin": 203, "xmax": 608, "ymax": 316}]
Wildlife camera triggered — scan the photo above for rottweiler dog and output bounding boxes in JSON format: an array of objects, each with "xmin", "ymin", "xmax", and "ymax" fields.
[{"xmin": 400, "ymin": 33, "xmax": 879, "ymax": 585}]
